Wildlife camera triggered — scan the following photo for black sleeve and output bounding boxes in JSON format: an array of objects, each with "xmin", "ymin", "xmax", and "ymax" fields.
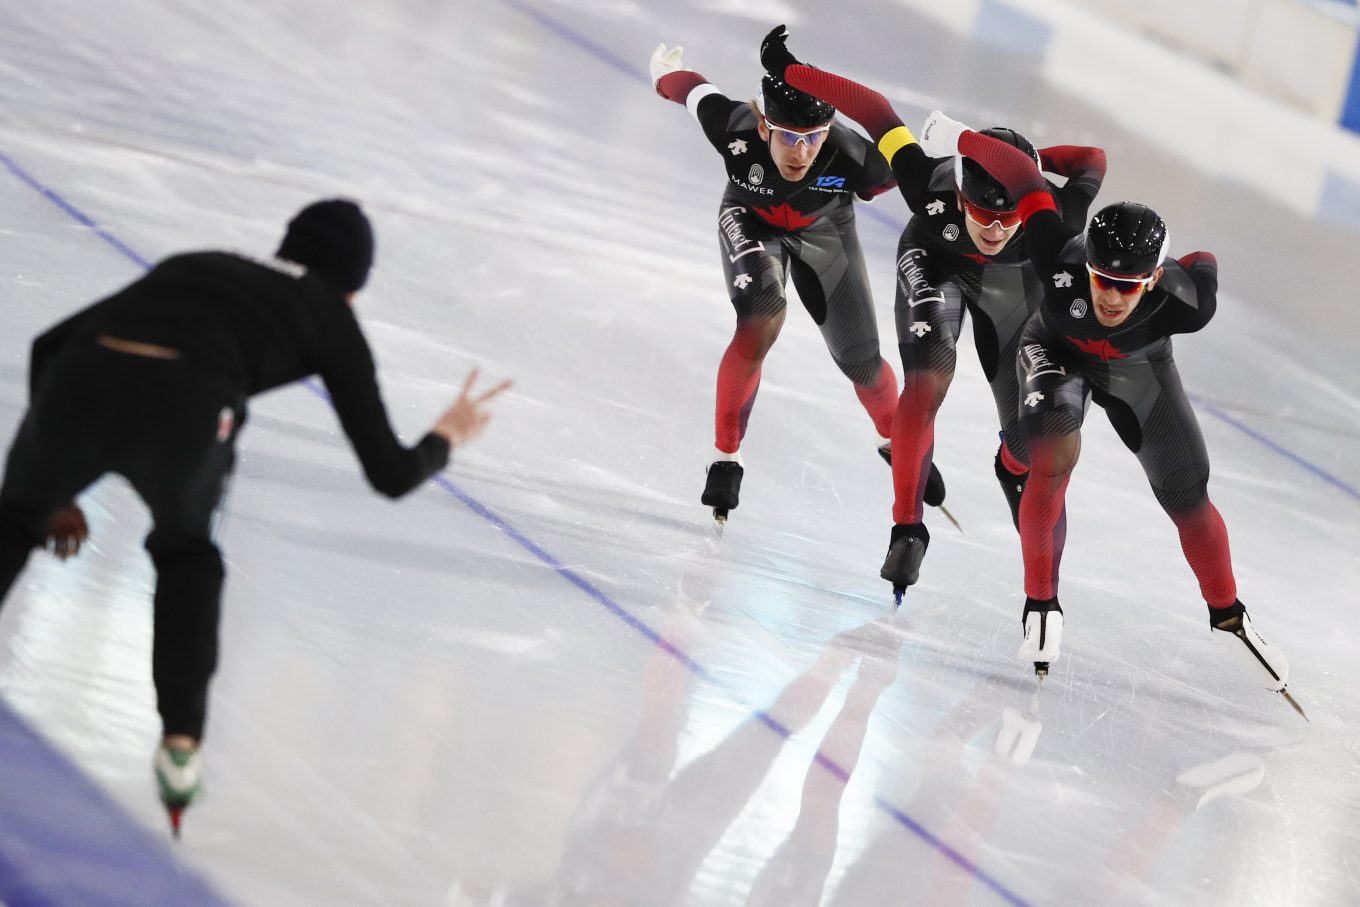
[
  {"xmin": 1040, "ymin": 145, "xmax": 1106, "ymax": 237},
  {"xmin": 1021, "ymin": 208, "xmax": 1069, "ymax": 279},
  {"xmin": 695, "ymin": 94, "xmax": 745, "ymax": 153},
  {"xmin": 319, "ymin": 307, "xmax": 451, "ymax": 498},
  {"xmin": 1148, "ymin": 258, "xmax": 1219, "ymax": 335},
  {"xmin": 889, "ymin": 145, "xmax": 949, "ymax": 214}
]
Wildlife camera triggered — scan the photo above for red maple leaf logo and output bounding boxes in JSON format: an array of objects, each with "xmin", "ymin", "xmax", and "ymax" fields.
[
  {"xmin": 752, "ymin": 203, "xmax": 816, "ymax": 230},
  {"xmin": 1065, "ymin": 335, "xmax": 1127, "ymax": 360},
  {"xmin": 960, "ymin": 252, "xmax": 990, "ymax": 264}
]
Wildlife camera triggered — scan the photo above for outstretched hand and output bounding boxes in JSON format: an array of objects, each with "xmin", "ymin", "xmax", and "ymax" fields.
[
  {"xmin": 46, "ymin": 504, "xmax": 89, "ymax": 561},
  {"xmin": 432, "ymin": 368, "xmax": 513, "ymax": 449},
  {"xmin": 649, "ymin": 43, "xmax": 685, "ymax": 89},
  {"xmin": 759, "ymin": 24, "xmax": 800, "ymax": 78}
]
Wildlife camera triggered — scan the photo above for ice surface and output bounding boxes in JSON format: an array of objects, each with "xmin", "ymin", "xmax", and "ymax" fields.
[{"xmin": 0, "ymin": 1, "xmax": 1358, "ymax": 905}]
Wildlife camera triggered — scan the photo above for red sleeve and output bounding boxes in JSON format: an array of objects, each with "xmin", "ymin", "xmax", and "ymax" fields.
[
  {"xmin": 958, "ymin": 131, "xmax": 1050, "ymax": 201},
  {"xmin": 782, "ymin": 64, "xmax": 903, "ymax": 140},
  {"xmin": 1038, "ymin": 145, "xmax": 1107, "ymax": 182},
  {"xmin": 655, "ymin": 70, "xmax": 709, "ymax": 104}
]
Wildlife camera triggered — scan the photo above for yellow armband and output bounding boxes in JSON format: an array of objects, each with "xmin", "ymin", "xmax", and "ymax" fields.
[{"xmin": 877, "ymin": 125, "xmax": 917, "ymax": 165}]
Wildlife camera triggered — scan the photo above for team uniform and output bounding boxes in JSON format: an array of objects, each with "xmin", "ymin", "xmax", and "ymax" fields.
[
  {"xmin": 883, "ymin": 148, "xmax": 1103, "ymax": 525},
  {"xmin": 1012, "ymin": 239, "xmax": 1226, "ymax": 607},
  {"xmin": 767, "ymin": 52, "xmax": 1104, "ymax": 593},
  {"xmin": 654, "ymin": 68, "xmax": 899, "ymax": 462},
  {"xmin": 0, "ymin": 250, "xmax": 449, "ymax": 745},
  {"xmin": 948, "ymin": 128, "xmax": 1296, "ymax": 707}
]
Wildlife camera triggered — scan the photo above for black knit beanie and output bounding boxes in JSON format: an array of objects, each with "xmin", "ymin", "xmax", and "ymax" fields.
[{"xmin": 276, "ymin": 199, "xmax": 374, "ymax": 292}]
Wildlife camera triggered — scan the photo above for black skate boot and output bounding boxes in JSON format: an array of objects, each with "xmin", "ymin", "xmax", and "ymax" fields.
[
  {"xmin": 702, "ymin": 460, "xmax": 744, "ymax": 527},
  {"xmin": 880, "ymin": 522, "xmax": 930, "ymax": 607},
  {"xmin": 1018, "ymin": 597, "xmax": 1063, "ymax": 679},
  {"xmin": 994, "ymin": 447, "xmax": 1028, "ymax": 531}
]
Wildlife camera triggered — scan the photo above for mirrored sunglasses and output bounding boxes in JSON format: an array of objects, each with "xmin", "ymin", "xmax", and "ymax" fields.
[
  {"xmin": 962, "ymin": 200, "xmax": 1021, "ymax": 230},
  {"xmin": 1086, "ymin": 263, "xmax": 1155, "ymax": 295},
  {"xmin": 765, "ymin": 122, "xmax": 831, "ymax": 148}
]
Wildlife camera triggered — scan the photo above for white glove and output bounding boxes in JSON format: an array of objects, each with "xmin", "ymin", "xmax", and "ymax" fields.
[
  {"xmin": 918, "ymin": 109, "xmax": 972, "ymax": 158},
  {"xmin": 650, "ymin": 43, "xmax": 685, "ymax": 88}
]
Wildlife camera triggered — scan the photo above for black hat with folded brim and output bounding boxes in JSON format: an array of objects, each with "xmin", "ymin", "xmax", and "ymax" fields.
[{"xmin": 276, "ymin": 198, "xmax": 374, "ymax": 293}]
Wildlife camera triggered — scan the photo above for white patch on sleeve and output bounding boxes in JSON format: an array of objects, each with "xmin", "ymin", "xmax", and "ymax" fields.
[{"xmin": 686, "ymin": 83, "xmax": 721, "ymax": 121}]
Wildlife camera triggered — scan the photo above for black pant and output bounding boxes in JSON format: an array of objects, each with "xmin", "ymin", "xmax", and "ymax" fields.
[{"xmin": 0, "ymin": 342, "xmax": 241, "ymax": 740}]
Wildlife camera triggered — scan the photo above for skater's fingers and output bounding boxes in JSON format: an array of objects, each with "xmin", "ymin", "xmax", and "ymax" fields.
[
  {"xmin": 458, "ymin": 367, "xmax": 482, "ymax": 398},
  {"xmin": 473, "ymin": 378, "xmax": 513, "ymax": 404}
]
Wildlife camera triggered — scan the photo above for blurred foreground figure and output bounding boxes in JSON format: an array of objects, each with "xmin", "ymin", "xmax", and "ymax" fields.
[{"xmin": 0, "ymin": 199, "xmax": 511, "ymax": 832}]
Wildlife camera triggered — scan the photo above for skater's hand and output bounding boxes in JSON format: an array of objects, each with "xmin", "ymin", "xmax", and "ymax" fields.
[
  {"xmin": 759, "ymin": 24, "xmax": 800, "ymax": 78},
  {"xmin": 919, "ymin": 110, "xmax": 972, "ymax": 158},
  {"xmin": 649, "ymin": 43, "xmax": 686, "ymax": 90},
  {"xmin": 46, "ymin": 504, "xmax": 88, "ymax": 561},
  {"xmin": 432, "ymin": 368, "xmax": 512, "ymax": 449}
]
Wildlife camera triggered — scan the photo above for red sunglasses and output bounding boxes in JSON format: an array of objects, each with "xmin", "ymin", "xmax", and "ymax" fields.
[
  {"xmin": 1086, "ymin": 263, "xmax": 1156, "ymax": 295},
  {"xmin": 962, "ymin": 200, "xmax": 1022, "ymax": 230}
]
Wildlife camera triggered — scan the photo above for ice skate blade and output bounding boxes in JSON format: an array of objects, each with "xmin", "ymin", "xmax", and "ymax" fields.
[
  {"xmin": 711, "ymin": 509, "xmax": 727, "ymax": 537},
  {"xmin": 1034, "ymin": 661, "xmax": 1049, "ymax": 679},
  {"xmin": 1279, "ymin": 688, "xmax": 1309, "ymax": 722},
  {"xmin": 892, "ymin": 585, "xmax": 905, "ymax": 608},
  {"xmin": 938, "ymin": 503, "xmax": 963, "ymax": 534}
]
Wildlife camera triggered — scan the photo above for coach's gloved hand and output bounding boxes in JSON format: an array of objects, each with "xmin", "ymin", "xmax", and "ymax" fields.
[
  {"xmin": 759, "ymin": 24, "xmax": 800, "ymax": 78},
  {"xmin": 919, "ymin": 110, "xmax": 973, "ymax": 158},
  {"xmin": 46, "ymin": 503, "xmax": 88, "ymax": 561},
  {"xmin": 650, "ymin": 43, "xmax": 686, "ymax": 90}
]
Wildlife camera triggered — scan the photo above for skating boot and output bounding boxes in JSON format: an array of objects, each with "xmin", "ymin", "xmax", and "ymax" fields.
[
  {"xmin": 1018, "ymin": 597, "xmax": 1063, "ymax": 679},
  {"xmin": 155, "ymin": 741, "xmax": 202, "ymax": 837},
  {"xmin": 701, "ymin": 456, "xmax": 744, "ymax": 528},
  {"xmin": 880, "ymin": 522, "xmax": 930, "ymax": 606},
  {"xmin": 1209, "ymin": 601, "xmax": 1306, "ymax": 719},
  {"xmin": 994, "ymin": 447, "xmax": 1028, "ymax": 531}
]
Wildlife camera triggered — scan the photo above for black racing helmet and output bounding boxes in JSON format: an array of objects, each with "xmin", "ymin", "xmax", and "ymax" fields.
[
  {"xmin": 758, "ymin": 73, "xmax": 835, "ymax": 128},
  {"xmin": 954, "ymin": 127, "xmax": 1040, "ymax": 212},
  {"xmin": 1086, "ymin": 202, "xmax": 1170, "ymax": 278}
]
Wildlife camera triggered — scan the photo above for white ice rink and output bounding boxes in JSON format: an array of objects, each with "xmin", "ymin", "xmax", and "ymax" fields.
[{"xmin": 1, "ymin": 1, "xmax": 1359, "ymax": 905}]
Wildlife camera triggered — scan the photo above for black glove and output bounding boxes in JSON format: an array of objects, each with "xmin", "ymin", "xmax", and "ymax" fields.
[{"xmin": 759, "ymin": 24, "xmax": 800, "ymax": 78}]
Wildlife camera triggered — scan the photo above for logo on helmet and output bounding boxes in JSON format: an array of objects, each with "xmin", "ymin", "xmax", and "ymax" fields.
[
  {"xmin": 749, "ymin": 164, "xmax": 765, "ymax": 186},
  {"xmin": 1070, "ymin": 299, "xmax": 1088, "ymax": 319},
  {"xmin": 942, "ymin": 224, "xmax": 959, "ymax": 242}
]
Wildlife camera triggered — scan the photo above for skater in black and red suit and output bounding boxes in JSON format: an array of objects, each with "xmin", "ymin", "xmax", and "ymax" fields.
[
  {"xmin": 759, "ymin": 27, "xmax": 1106, "ymax": 598},
  {"xmin": 650, "ymin": 38, "xmax": 942, "ymax": 524},
  {"xmin": 917, "ymin": 113, "xmax": 1295, "ymax": 707},
  {"xmin": 0, "ymin": 199, "xmax": 511, "ymax": 829}
]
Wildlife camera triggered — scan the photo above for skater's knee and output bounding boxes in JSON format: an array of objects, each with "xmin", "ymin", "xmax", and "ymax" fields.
[
  {"xmin": 1152, "ymin": 463, "xmax": 1210, "ymax": 513},
  {"xmin": 1029, "ymin": 433, "xmax": 1079, "ymax": 478},
  {"xmin": 731, "ymin": 316, "xmax": 784, "ymax": 360},
  {"xmin": 900, "ymin": 369, "xmax": 950, "ymax": 412},
  {"xmin": 836, "ymin": 349, "xmax": 882, "ymax": 387}
]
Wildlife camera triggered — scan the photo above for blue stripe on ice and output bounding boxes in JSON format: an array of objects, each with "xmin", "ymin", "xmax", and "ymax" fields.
[{"xmin": 0, "ymin": 699, "xmax": 231, "ymax": 907}]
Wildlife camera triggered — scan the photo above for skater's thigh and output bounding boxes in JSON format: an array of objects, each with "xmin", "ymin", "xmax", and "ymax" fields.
[{"xmin": 717, "ymin": 202, "xmax": 787, "ymax": 320}]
